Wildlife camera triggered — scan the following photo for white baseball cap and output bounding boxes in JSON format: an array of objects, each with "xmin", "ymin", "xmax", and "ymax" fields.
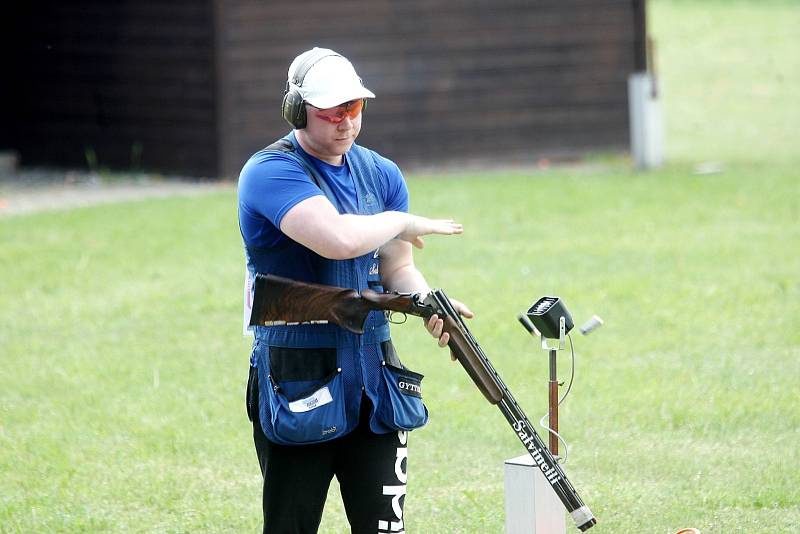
[{"xmin": 287, "ymin": 47, "xmax": 375, "ymax": 109}]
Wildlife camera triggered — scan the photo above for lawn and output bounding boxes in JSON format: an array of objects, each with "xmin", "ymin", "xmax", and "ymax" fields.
[{"xmin": 1, "ymin": 1, "xmax": 798, "ymax": 533}]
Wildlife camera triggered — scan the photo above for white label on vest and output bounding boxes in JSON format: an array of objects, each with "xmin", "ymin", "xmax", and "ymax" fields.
[
  {"xmin": 243, "ymin": 265, "xmax": 254, "ymax": 337},
  {"xmin": 288, "ymin": 386, "xmax": 333, "ymax": 413}
]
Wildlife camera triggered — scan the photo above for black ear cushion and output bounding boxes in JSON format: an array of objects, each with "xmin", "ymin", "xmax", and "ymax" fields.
[{"xmin": 282, "ymin": 89, "xmax": 307, "ymax": 129}]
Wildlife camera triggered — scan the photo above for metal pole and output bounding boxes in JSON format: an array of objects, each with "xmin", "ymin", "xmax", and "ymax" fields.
[{"xmin": 548, "ymin": 348, "xmax": 558, "ymax": 455}]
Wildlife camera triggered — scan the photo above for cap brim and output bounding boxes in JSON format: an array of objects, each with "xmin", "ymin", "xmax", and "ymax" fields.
[{"xmin": 304, "ymin": 85, "xmax": 376, "ymax": 109}]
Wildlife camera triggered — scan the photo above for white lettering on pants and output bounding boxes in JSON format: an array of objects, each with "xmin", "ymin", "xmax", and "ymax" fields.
[{"xmin": 380, "ymin": 431, "xmax": 408, "ymax": 533}]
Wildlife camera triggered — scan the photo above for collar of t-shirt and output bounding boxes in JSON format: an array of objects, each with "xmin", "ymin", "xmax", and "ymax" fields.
[{"xmin": 297, "ymin": 145, "xmax": 358, "ymax": 215}]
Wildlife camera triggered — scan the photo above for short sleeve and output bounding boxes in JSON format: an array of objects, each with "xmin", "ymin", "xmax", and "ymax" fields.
[{"xmin": 237, "ymin": 151, "xmax": 322, "ymax": 247}]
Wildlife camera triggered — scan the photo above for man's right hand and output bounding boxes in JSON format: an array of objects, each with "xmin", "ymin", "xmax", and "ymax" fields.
[{"xmin": 397, "ymin": 215, "xmax": 463, "ymax": 249}]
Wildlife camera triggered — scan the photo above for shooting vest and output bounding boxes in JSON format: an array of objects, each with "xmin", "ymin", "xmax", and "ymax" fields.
[{"xmin": 244, "ymin": 132, "xmax": 427, "ymax": 445}]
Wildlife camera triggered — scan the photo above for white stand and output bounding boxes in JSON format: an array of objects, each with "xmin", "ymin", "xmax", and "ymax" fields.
[
  {"xmin": 504, "ymin": 454, "xmax": 566, "ymax": 534},
  {"xmin": 628, "ymin": 71, "xmax": 664, "ymax": 170}
]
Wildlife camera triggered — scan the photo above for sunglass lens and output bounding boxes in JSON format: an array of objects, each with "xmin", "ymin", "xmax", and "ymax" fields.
[
  {"xmin": 315, "ymin": 100, "xmax": 364, "ymax": 123},
  {"xmin": 346, "ymin": 99, "xmax": 363, "ymax": 118}
]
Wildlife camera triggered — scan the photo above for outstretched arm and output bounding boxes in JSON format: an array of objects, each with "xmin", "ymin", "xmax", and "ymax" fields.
[{"xmin": 280, "ymin": 195, "xmax": 462, "ymax": 260}]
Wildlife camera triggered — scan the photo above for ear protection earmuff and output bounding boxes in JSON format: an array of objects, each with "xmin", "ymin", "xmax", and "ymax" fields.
[{"xmin": 281, "ymin": 50, "xmax": 342, "ymax": 129}]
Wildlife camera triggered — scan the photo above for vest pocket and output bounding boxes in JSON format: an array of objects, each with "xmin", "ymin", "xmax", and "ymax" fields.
[
  {"xmin": 266, "ymin": 369, "xmax": 346, "ymax": 444},
  {"xmin": 377, "ymin": 362, "xmax": 429, "ymax": 431},
  {"xmin": 265, "ymin": 346, "xmax": 347, "ymax": 444},
  {"xmin": 268, "ymin": 346, "xmax": 336, "ymax": 387}
]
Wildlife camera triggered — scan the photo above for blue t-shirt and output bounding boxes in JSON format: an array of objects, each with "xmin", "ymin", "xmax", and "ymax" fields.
[{"xmin": 238, "ymin": 142, "xmax": 409, "ymax": 248}]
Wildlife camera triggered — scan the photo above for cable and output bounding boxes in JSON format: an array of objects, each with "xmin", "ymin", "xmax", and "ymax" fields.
[
  {"xmin": 539, "ymin": 412, "xmax": 569, "ymax": 463},
  {"xmin": 539, "ymin": 333, "xmax": 576, "ymax": 463},
  {"xmin": 560, "ymin": 333, "xmax": 576, "ymax": 406}
]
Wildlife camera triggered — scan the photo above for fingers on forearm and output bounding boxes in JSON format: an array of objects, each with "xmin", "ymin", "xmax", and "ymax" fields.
[
  {"xmin": 425, "ymin": 315, "xmax": 450, "ymax": 348},
  {"xmin": 439, "ymin": 332, "xmax": 449, "ymax": 347},
  {"xmin": 426, "ymin": 315, "xmax": 441, "ymax": 336},
  {"xmin": 426, "ymin": 315, "xmax": 437, "ymax": 333},
  {"xmin": 431, "ymin": 318, "xmax": 443, "ymax": 338},
  {"xmin": 452, "ymin": 299, "xmax": 474, "ymax": 318}
]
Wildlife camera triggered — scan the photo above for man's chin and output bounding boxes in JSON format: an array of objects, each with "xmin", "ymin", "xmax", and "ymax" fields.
[{"xmin": 334, "ymin": 138, "xmax": 356, "ymax": 150}]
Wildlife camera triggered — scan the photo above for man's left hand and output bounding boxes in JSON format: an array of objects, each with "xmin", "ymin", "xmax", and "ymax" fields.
[{"xmin": 424, "ymin": 298, "xmax": 474, "ymax": 361}]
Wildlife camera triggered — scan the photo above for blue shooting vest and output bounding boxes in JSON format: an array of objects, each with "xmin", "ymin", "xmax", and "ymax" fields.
[{"xmin": 244, "ymin": 132, "xmax": 428, "ymax": 445}]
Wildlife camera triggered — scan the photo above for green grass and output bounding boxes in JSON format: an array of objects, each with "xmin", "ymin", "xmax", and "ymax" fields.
[
  {"xmin": 652, "ymin": 0, "xmax": 799, "ymax": 166},
  {"xmin": 2, "ymin": 1, "xmax": 799, "ymax": 532}
]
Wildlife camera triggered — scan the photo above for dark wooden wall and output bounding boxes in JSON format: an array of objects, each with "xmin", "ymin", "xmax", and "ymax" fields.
[
  {"xmin": 216, "ymin": 0, "xmax": 639, "ymax": 176},
  {"xmin": 3, "ymin": 0, "xmax": 642, "ymax": 177},
  {"xmin": 5, "ymin": 1, "xmax": 217, "ymax": 176}
]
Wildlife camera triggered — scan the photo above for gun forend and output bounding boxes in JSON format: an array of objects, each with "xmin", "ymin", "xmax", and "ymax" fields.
[{"xmin": 426, "ymin": 289, "xmax": 505, "ymax": 405}]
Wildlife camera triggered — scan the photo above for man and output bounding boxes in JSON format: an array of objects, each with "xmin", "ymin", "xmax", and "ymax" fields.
[{"xmin": 237, "ymin": 47, "xmax": 472, "ymax": 533}]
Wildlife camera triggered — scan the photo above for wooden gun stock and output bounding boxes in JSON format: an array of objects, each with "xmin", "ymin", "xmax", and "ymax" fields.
[{"xmin": 249, "ymin": 274, "xmax": 425, "ymax": 334}]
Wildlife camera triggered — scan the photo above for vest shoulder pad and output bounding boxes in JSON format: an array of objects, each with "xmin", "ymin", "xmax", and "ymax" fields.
[{"xmin": 263, "ymin": 138, "xmax": 294, "ymax": 153}]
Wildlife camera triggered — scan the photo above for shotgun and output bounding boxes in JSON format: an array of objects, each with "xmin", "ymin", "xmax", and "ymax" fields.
[{"xmin": 249, "ymin": 274, "xmax": 596, "ymax": 531}]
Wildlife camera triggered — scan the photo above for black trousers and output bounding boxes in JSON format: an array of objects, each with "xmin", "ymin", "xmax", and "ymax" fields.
[{"xmin": 247, "ymin": 367, "xmax": 408, "ymax": 534}]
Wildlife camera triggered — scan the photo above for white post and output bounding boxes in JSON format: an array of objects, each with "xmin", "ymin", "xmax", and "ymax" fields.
[
  {"xmin": 628, "ymin": 71, "xmax": 664, "ymax": 170},
  {"xmin": 504, "ymin": 454, "xmax": 566, "ymax": 534}
]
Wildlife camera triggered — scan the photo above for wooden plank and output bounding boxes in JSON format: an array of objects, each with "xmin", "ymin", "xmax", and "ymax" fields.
[
  {"xmin": 8, "ymin": 0, "xmax": 220, "ymax": 176},
  {"xmin": 8, "ymin": 0, "xmax": 642, "ymax": 176}
]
